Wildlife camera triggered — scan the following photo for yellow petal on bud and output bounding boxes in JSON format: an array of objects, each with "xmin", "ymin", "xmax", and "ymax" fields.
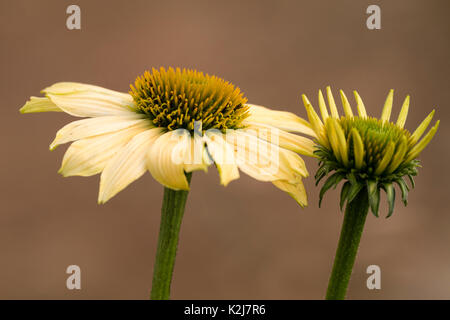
[
  {"xmin": 396, "ymin": 95, "xmax": 410, "ymax": 128},
  {"xmin": 374, "ymin": 141, "xmax": 395, "ymax": 175},
  {"xmin": 333, "ymin": 119, "xmax": 349, "ymax": 166},
  {"xmin": 351, "ymin": 129, "xmax": 364, "ymax": 169},
  {"xmin": 381, "ymin": 89, "xmax": 394, "ymax": 122},
  {"xmin": 386, "ymin": 136, "xmax": 407, "ymax": 174},
  {"xmin": 410, "ymin": 110, "xmax": 435, "ymax": 146},
  {"xmin": 326, "ymin": 86, "xmax": 339, "ymax": 118},
  {"xmin": 325, "ymin": 118, "xmax": 342, "ymax": 163},
  {"xmin": 302, "ymin": 94, "xmax": 330, "ymax": 148},
  {"xmin": 339, "ymin": 90, "xmax": 354, "ymax": 117},
  {"xmin": 405, "ymin": 120, "xmax": 440, "ymax": 162},
  {"xmin": 353, "ymin": 91, "xmax": 367, "ymax": 118},
  {"xmin": 318, "ymin": 90, "xmax": 329, "ymax": 122}
]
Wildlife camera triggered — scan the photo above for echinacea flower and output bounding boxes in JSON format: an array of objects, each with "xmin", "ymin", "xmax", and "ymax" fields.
[
  {"xmin": 20, "ymin": 67, "xmax": 315, "ymax": 299},
  {"xmin": 20, "ymin": 67, "xmax": 314, "ymax": 205},
  {"xmin": 302, "ymin": 87, "xmax": 439, "ymax": 217},
  {"xmin": 301, "ymin": 86, "xmax": 439, "ymax": 300}
]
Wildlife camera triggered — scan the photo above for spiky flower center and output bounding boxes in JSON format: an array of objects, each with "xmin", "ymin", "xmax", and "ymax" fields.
[
  {"xmin": 338, "ymin": 117, "xmax": 411, "ymax": 176},
  {"xmin": 129, "ymin": 67, "xmax": 249, "ymax": 132}
]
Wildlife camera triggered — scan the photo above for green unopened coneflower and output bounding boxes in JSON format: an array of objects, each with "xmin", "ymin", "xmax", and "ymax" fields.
[
  {"xmin": 301, "ymin": 87, "xmax": 439, "ymax": 300},
  {"xmin": 20, "ymin": 67, "xmax": 316, "ymax": 299}
]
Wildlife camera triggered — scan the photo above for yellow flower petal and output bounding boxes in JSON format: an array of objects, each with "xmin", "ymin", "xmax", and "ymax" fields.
[
  {"xmin": 228, "ymin": 130, "xmax": 306, "ymax": 183},
  {"xmin": 98, "ymin": 128, "xmax": 163, "ymax": 203},
  {"xmin": 325, "ymin": 118, "xmax": 342, "ymax": 163},
  {"xmin": 333, "ymin": 119, "xmax": 349, "ymax": 166},
  {"xmin": 20, "ymin": 97, "xmax": 62, "ymax": 114},
  {"xmin": 244, "ymin": 104, "xmax": 316, "ymax": 136},
  {"xmin": 302, "ymin": 95, "xmax": 329, "ymax": 148},
  {"xmin": 43, "ymin": 82, "xmax": 137, "ymax": 117},
  {"xmin": 59, "ymin": 124, "xmax": 151, "ymax": 177},
  {"xmin": 351, "ymin": 128, "xmax": 364, "ymax": 169},
  {"xmin": 183, "ymin": 132, "xmax": 211, "ymax": 173},
  {"xmin": 318, "ymin": 90, "xmax": 329, "ymax": 122},
  {"xmin": 386, "ymin": 136, "xmax": 407, "ymax": 174},
  {"xmin": 205, "ymin": 131, "xmax": 240, "ymax": 186},
  {"xmin": 147, "ymin": 130, "xmax": 193, "ymax": 191},
  {"xmin": 272, "ymin": 179, "xmax": 307, "ymax": 207},
  {"xmin": 339, "ymin": 90, "xmax": 354, "ymax": 117},
  {"xmin": 244, "ymin": 122, "xmax": 316, "ymax": 157},
  {"xmin": 353, "ymin": 91, "xmax": 367, "ymax": 118},
  {"xmin": 326, "ymin": 86, "xmax": 339, "ymax": 118},
  {"xmin": 405, "ymin": 120, "xmax": 440, "ymax": 162},
  {"xmin": 410, "ymin": 110, "xmax": 435, "ymax": 146},
  {"xmin": 374, "ymin": 141, "xmax": 395, "ymax": 175},
  {"xmin": 381, "ymin": 89, "xmax": 394, "ymax": 122},
  {"xmin": 50, "ymin": 114, "xmax": 149, "ymax": 150},
  {"xmin": 396, "ymin": 95, "xmax": 410, "ymax": 128}
]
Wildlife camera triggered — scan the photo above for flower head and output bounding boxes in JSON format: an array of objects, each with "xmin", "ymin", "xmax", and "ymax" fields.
[
  {"xmin": 20, "ymin": 67, "xmax": 316, "ymax": 205},
  {"xmin": 302, "ymin": 87, "xmax": 439, "ymax": 217}
]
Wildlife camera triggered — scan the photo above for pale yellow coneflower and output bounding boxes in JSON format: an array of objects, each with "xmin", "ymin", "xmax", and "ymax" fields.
[
  {"xmin": 20, "ymin": 67, "xmax": 316, "ymax": 300},
  {"xmin": 20, "ymin": 67, "xmax": 315, "ymax": 206}
]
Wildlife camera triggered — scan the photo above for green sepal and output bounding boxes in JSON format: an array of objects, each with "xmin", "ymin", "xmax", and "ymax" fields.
[
  {"xmin": 347, "ymin": 181, "xmax": 363, "ymax": 205},
  {"xmin": 315, "ymin": 164, "xmax": 330, "ymax": 186},
  {"xmin": 383, "ymin": 182, "xmax": 396, "ymax": 218},
  {"xmin": 395, "ymin": 178, "xmax": 409, "ymax": 206},
  {"xmin": 367, "ymin": 180, "xmax": 380, "ymax": 217},
  {"xmin": 319, "ymin": 172, "xmax": 345, "ymax": 207},
  {"xmin": 340, "ymin": 181, "xmax": 351, "ymax": 211},
  {"xmin": 407, "ymin": 174, "xmax": 415, "ymax": 189},
  {"xmin": 347, "ymin": 172, "xmax": 358, "ymax": 185}
]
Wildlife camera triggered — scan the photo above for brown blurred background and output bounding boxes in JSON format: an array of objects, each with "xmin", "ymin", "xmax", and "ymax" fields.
[{"xmin": 1, "ymin": 0, "xmax": 449, "ymax": 299}]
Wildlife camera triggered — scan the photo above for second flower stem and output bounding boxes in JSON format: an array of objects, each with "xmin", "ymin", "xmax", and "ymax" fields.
[
  {"xmin": 150, "ymin": 173, "xmax": 192, "ymax": 300},
  {"xmin": 325, "ymin": 186, "xmax": 369, "ymax": 300}
]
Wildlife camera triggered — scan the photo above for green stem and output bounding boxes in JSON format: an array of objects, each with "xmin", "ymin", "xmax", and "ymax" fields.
[
  {"xmin": 151, "ymin": 173, "xmax": 192, "ymax": 300},
  {"xmin": 325, "ymin": 186, "xmax": 369, "ymax": 300}
]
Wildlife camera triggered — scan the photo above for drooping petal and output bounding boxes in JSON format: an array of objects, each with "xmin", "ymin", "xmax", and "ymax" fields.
[
  {"xmin": 147, "ymin": 130, "xmax": 193, "ymax": 191},
  {"xmin": 244, "ymin": 122, "xmax": 316, "ymax": 157},
  {"xmin": 20, "ymin": 97, "xmax": 62, "ymax": 113},
  {"xmin": 43, "ymin": 82, "xmax": 137, "ymax": 117},
  {"xmin": 244, "ymin": 104, "xmax": 316, "ymax": 136},
  {"xmin": 50, "ymin": 114, "xmax": 150, "ymax": 150},
  {"xmin": 381, "ymin": 89, "xmax": 394, "ymax": 122},
  {"xmin": 59, "ymin": 123, "xmax": 152, "ymax": 177},
  {"xmin": 205, "ymin": 130, "xmax": 240, "ymax": 186},
  {"xmin": 272, "ymin": 179, "xmax": 307, "ymax": 207},
  {"xmin": 98, "ymin": 128, "xmax": 163, "ymax": 203},
  {"xmin": 228, "ymin": 130, "xmax": 307, "ymax": 183},
  {"xmin": 183, "ymin": 132, "xmax": 210, "ymax": 173}
]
